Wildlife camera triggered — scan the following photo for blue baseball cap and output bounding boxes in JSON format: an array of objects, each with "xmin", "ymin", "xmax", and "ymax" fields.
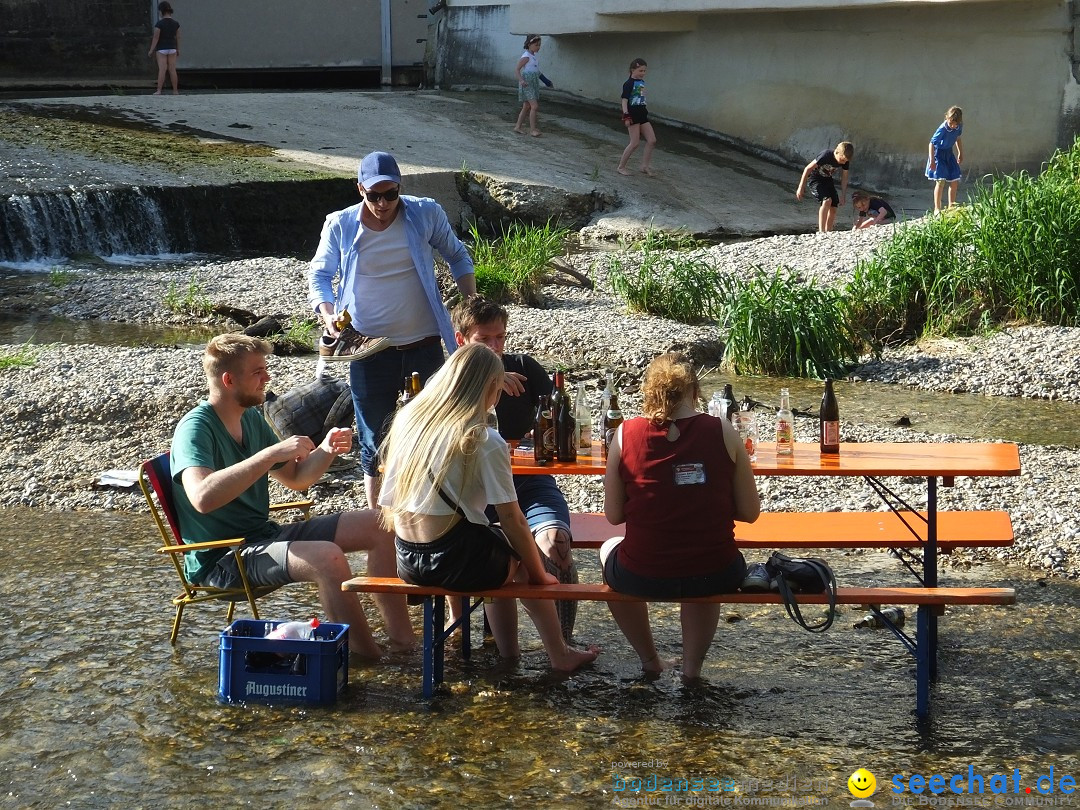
[{"xmin": 358, "ymin": 151, "xmax": 402, "ymax": 189}]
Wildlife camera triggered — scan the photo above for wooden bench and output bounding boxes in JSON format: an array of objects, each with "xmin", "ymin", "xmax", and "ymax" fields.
[
  {"xmin": 342, "ymin": 575, "xmax": 1015, "ymax": 717},
  {"xmin": 568, "ymin": 511, "xmax": 1014, "ymax": 552}
]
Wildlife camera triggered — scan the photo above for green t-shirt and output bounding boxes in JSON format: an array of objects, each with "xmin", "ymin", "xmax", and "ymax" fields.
[{"xmin": 170, "ymin": 401, "xmax": 282, "ymax": 584}]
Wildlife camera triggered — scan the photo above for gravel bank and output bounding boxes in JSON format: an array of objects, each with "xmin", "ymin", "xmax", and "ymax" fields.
[{"xmin": 2, "ymin": 223, "xmax": 1077, "ymax": 579}]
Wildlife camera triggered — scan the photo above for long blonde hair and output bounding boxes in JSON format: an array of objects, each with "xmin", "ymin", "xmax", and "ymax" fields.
[
  {"xmin": 641, "ymin": 352, "xmax": 699, "ymax": 425},
  {"xmin": 378, "ymin": 343, "xmax": 504, "ymax": 531}
]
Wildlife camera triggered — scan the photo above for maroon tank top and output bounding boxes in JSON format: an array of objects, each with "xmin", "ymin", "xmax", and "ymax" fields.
[{"xmin": 617, "ymin": 414, "xmax": 738, "ymax": 577}]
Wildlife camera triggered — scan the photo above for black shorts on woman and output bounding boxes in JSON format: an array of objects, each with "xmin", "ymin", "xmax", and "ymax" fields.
[
  {"xmin": 396, "ymin": 519, "xmax": 515, "ymax": 592},
  {"xmin": 604, "ymin": 547, "xmax": 747, "ymax": 599}
]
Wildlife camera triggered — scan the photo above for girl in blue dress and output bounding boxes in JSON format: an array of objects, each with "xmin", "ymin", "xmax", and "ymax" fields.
[{"xmin": 925, "ymin": 106, "xmax": 964, "ymax": 212}]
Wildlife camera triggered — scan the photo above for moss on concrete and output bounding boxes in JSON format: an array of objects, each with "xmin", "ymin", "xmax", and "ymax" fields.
[{"xmin": 0, "ymin": 104, "xmax": 341, "ymax": 184}]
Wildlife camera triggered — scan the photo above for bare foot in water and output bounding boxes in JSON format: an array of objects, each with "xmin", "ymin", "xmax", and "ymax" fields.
[
  {"xmin": 642, "ymin": 653, "xmax": 677, "ymax": 677},
  {"xmin": 550, "ymin": 644, "xmax": 601, "ymax": 672},
  {"xmin": 530, "ymin": 130, "xmax": 541, "ymax": 137},
  {"xmin": 617, "ymin": 166, "xmax": 632, "ymax": 176},
  {"xmin": 513, "ymin": 127, "xmax": 525, "ymax": 135},
  {"xmin": 641, "ymin": 166, "xmax": 656, "ymax": 176},
  {"xmin": 349, "ymin": 640, "xmax": 384, "ymax": 663}
]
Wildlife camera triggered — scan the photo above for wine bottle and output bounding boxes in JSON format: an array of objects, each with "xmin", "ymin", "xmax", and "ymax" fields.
[{"xmin": 819, "ymin": 378, "xmax": 840, "ymax": 455}]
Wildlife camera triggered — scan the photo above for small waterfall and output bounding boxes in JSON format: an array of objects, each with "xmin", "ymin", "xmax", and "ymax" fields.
[
  {"xmin": 1, "ymin": 187, "xmax": 185, "ymax": 263},
  {"xmin": 0, "ymin": 179, "xmax": 360, "ymax": 265}
]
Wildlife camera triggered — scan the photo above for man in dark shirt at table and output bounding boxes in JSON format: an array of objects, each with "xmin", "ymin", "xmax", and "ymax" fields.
[{"xmin": 452, "ymin": 296, "xmax": 578, "ymax": 641}]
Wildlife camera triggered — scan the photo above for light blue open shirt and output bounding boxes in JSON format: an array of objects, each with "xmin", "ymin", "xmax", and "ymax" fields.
[{"xmin": 307, "ymin": 195, "xmax": 475, "ymax": 354}]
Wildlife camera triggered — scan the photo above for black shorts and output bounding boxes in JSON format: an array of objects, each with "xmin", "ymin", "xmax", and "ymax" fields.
[
  {"xmin": 807, "ymin": 176, "xmax": 839, "ymax": 207},
  {"xmin": 627, "ymin": 105, "xmax": 649, "ymax": 125},
  {"xmin": 396, "ymin": 519, "xmax": 515, "ymax": 593},
  {"xmin": 604, "ymin": 546, "xmax": 747, "ymax": 599}
]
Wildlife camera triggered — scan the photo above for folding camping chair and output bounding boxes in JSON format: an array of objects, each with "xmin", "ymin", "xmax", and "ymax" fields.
[{"xmin": 139, "ymin": 452, "xmax": 313, "ymax": 643}]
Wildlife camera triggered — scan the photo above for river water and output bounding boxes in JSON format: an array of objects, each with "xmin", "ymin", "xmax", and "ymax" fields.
[{"xmin": 1, "ymin": 507, "xmax": 1078, "ymax": 808}]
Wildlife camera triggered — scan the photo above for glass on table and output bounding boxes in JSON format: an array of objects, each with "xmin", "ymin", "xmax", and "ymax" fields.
[{"xmin": 733, "ymin": 411, "xmax": 758, "ymax": 462}]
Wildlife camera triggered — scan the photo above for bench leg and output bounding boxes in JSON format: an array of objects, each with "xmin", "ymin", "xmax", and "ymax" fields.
[
  {"xmin": 420, "ymin": 595, "xmax": 450, "ymax": 698},
  {"xmin": 459, "ymin": 596, "xmax": 471, "ymax": 661},
  {"xmin": 916, "ymin": 605, "xmax": 931, "ymax": 718}
]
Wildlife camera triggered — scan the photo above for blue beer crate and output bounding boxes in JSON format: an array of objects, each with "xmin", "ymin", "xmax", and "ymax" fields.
[{"xmin": 218, "ymin": 619, "xmax": 349, "ymax": 705}]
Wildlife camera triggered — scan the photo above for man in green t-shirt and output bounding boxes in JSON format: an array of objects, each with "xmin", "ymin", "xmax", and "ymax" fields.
[{"xmin": 171, "ymin": 333, "xmax": 414, "ymax": 658}]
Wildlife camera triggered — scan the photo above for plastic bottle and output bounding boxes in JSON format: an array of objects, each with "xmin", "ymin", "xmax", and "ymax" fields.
[
  {"xmin": 775, "ymin": 387, "xmax": 794, "ymax": 456},
  {"xmin": 574, "ymin": 381, "xmax": 592, "ymax": 450},
  {"xmin": 266, "ymin": 617, "xmax": 319, "ymax": 640},
  {"xmin": 708, "ymin": 392, "xmax": 724, "ymax": 418},
  {"xmin": 853, "ymin": 607, "xmax": 905, "ymax": 629}
]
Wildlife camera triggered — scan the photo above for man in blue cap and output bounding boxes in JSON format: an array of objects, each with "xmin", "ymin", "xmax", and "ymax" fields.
[{"xmin": 308, "ymin": 150, "xmax": 476, "ymax": 507}]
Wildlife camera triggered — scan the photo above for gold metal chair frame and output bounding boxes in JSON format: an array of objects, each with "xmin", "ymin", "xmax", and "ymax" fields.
[{"xmin": 139, "ymin": 453, "xmax": 312, "ymax": 643}]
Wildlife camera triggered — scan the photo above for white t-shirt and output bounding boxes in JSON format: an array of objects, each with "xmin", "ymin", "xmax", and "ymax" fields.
[
  {"xmin": 379, "ymin": 427, "xmax": 517, "ymax": 527},
  {"xmin": 353, "ymin": 213, "xmax": 439, "ymax": 343},
  {"xmin": 519, "ymin": 50, "xmax": 539, "ymax": 74}
]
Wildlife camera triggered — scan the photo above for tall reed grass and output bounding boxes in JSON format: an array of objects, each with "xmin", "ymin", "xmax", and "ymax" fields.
[
  {"xmin": 469, "ymin": 220, "xmax": 570, "ymax": 306},
  {"xmin": 606, "ymin": 250, "xmax": 723, "ymax": 323},
  {"xmin": 719, "ymin": 269, "xmax": 862, "ymax": 378},
  {"xmin": 849, "ymin": 136, "xmax": 1080, "ymax": 343}
]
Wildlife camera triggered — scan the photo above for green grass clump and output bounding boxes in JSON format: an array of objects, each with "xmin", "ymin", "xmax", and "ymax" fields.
[
  {"xmin": 48, "ymin": 266, "xmax": 75, "ymax": 287},
  {"xmin": 623, "ymin": 228, "xmax": 705, "ymax": 253},
  {"xmin": 163, "ymin": 275, "xmax": 213, "ymax": 317},
  {"xmin": 719, "ymin": 269, "xmax": 862, "ymax": 378},
  {"xmin": 470, "ymin": 220, "xmax": 570, "ymax": 306},
  {"xmin": 0, "ymin": 343, "xmax": 37, "ymax": 370},
  {"xmin": 607, "ymin": 249, "xmax": 723, "ymax": 323},
  {"xmin": 275, "ymin": 318, "xmax": 319, "ymax": 353},
  {"xmin": 849, "ymin": 135, "xmax": 1080, "ymax": 344}
]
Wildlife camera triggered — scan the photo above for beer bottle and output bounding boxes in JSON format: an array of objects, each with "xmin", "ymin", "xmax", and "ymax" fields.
[
  {"xmin": 398, "ymin": 376, "xmax": 412, "ymax": 408},
  {"xmin": 819, "ymin": 378, "xmax": 840, "ymax": 455},
  {"xmin": 534, "ymin": 395, "xmax": 555, "ymax": 464},
  {"xmin": 554, "ymin": 371, "xmax": 577, "ymax": 462},
  {"xmin": 775, "ymin": 387, "xmax": 794, "ymax": 456},
  {"xmin": 854, "ymin": 606, "xmax": 905, "ymax": 629},
  {"xmin": 602, "ymin": 391, "xmax": 623, "ymax": 459},
  {"xmin": 722, "ymin": 383, "xmax": 737, "ymax": 421},
  {"xmin": 409, "ymin": 371, "xmax": 422, "ymax": 399},
  {"xmin": 332, "ymin": 307, "xmax": 351, "ymax": 332}
]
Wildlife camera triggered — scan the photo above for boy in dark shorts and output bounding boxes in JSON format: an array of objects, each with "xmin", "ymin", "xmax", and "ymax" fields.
[
  {"xmin": 617, "ymin": 58, "xmax": 657, "ymax": 176},
  {"xmin": 796, "ymin": 141, "xmax": 854, "ymax": 232},
  {"xmin": 851, "ymin": 190, "xmax": 897, "ymax": 229}
]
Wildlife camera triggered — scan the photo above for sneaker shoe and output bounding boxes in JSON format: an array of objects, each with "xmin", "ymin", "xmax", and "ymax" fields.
[
  {"xmin": 318, "ymin": 325, "xmax": 390, "ymax": 362},
  {"xmin": 740, "ymin": 562, "xmax": 772, "ymax": 593}
]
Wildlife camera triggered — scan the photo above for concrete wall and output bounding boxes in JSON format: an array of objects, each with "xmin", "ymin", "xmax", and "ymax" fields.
[
  {"xmin": 177, "ymin": 0, "xmax": 426, "ymax": 71},
  {"xmin": 441, "ymin": 0, "xmax": 1080, "ymax": 185},
  {"xmin": 0, "ymin": 0, "xmax": 148, "ymax": 77},
  {"xmin": 0, "ymin": 0, "xmax": 428, "ymax": 80}
]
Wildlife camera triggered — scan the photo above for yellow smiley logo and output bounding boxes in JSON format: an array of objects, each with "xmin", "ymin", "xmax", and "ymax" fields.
[{"xmin": 848, "ymin": 769, "xmax": 877, "ymax": 798}]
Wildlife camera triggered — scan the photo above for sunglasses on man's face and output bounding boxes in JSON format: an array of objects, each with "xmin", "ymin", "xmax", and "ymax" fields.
[{"xmin": 363, "ymin": 187, "xmax": 400, "ymax": 203}]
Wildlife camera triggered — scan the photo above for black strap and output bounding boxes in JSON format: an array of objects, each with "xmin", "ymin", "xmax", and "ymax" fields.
[
  {"xmin": 433, "ymin": 480, "xmax": 466, "ymax": 518},
  {"xmin": 774, "ymin": 559, "xmax": 837, "ymax": 633}
]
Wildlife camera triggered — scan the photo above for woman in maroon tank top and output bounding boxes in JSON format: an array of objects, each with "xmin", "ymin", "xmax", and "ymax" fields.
[{"xmin": 600, "ymin": 353, "xmax": 760, "ymax": 680}]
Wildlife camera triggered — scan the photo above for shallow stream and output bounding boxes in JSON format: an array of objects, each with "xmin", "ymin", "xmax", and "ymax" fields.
[{"xmin": 1, "ymin": 508, "xmax": 1078, "ymax": 808}]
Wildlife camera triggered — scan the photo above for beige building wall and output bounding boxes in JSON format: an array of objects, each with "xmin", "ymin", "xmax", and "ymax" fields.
[
  {"xmin": 445, "ymin": 0, "xmax": 1080, "ymax": 185},
  {"xmin": 177, "ymin": 0, "xmax": 427, "ymax": 71}
]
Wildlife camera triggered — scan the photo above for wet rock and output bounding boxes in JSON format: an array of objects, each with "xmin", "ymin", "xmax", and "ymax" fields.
[{"xmin": 455, "ymin": 171, "xmax": 614, "ymax": 232}]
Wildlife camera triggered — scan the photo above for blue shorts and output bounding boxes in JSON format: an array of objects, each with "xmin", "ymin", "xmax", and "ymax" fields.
[{"xmin": 485, "ymin": 474, "xmax": 570, "ymax": 538}]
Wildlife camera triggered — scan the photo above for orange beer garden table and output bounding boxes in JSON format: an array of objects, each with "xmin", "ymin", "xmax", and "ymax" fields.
[
  {"xmin": 514, "ymin": 439, "xmax": 1020, "ymax": 701},
  {"xmin": 512, "ymin": 439, "xmax": 1021, "ymax": 591}
]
